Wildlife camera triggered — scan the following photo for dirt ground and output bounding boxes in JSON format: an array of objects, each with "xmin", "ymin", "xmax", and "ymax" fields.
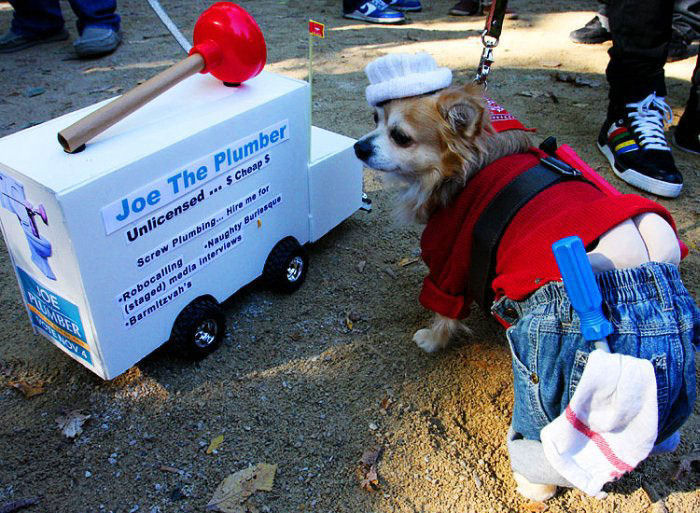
[{"xmin": 0, "ymin": 1, "xmax": 699, "ymax": 512}]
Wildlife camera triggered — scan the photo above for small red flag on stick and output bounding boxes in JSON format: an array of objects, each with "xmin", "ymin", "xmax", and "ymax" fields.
[{"xmin": 309, "ymin": 20, "xmax": 325, "ymax": 38}]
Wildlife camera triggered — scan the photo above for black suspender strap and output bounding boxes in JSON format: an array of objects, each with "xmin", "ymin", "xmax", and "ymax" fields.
[{"xmin": 468, "ymin": 157, "xmax": 586, "ymax": 311}]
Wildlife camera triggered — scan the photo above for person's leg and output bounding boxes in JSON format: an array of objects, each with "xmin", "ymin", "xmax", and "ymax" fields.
[
  {"xmin": 68, "ymin": 0, "xmax": 121, "ymax": 57},
  {"xmin": 8, "ymin": 0, "xmax": 64, "ymax": 37},
  {"xmin": 67, "ymin": 0, "xmax": 120, "ymax": 34},
  {"xmin": 0, "ymin": 0, "xmax": 68, "ymax": 53},
  {"xmin": 674, "ymin": 53, "xmax": 700, "ymax": 153},
  {"xmin": 598, "ymin": 0, "xmax": 682, "ymax": 198},
  {"xmin": 606, "ymin": 0, "xmax": 672, "ymax": 116},
  {"xmin": 343, "ymin": 0, "xmax": 361, "ymax": 13}
]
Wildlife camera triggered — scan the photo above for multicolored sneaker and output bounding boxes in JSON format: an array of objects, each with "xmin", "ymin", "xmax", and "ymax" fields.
[
  {"xmin": 597, "ymin": 93, "xmax": 683, "ymax": 198},
  {"xmin": 387, "ymin": 0, "xmax": 422, "ymax": 12},
  {"xmin": 343, "ymin": 0, "xmax": 406, "ymax": 24}
]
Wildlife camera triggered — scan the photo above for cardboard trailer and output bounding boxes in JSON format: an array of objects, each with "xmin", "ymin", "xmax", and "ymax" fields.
[{"xmin": 0, "ymin": 71, "xmax": 363, "ymax": 379}]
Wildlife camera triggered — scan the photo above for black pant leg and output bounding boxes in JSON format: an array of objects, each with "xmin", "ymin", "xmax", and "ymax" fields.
[
  {"xmin": 605, "ymin": 0, "xmax": 674, "ymax": 118},
  {"xmin": 343, "ymin": 1, "xmax": 363, "ymax": 14},
  {"xmin": 686, "ymin": 53, "xmax": 700, "ymax": 118}
]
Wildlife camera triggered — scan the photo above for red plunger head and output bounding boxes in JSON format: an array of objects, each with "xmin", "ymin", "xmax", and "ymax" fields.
[{"xmin": 190, "ymin": 2, "xmax": 267, "ymax": 84}]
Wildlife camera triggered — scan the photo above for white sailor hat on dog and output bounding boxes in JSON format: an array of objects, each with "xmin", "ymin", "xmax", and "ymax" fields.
[{"xmin": 365, "ymin": 52, "xmax": 453, "ymax": 107}]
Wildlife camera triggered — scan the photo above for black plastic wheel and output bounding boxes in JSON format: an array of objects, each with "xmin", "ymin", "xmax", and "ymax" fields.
[
  {"xmin": 170, "ymin": 297, "xmax": 225, "ymax": 360},
  {"xmin": 263, "ymin": 237, "xmax": 308, "ymax": 293}
]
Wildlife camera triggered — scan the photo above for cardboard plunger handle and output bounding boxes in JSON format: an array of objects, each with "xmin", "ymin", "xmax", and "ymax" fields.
[{"xmin": 58, "ymin": 53, "xmax": 205, "ymax": 153}]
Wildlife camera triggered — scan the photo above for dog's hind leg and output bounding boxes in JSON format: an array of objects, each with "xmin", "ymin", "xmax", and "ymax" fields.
[{"xmin": 413, "ymin": 313, "xmax": 470, "ymax": 352}]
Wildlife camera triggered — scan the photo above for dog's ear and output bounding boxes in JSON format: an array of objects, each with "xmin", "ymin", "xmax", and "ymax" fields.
[{"xmin": 437, "ymin": 85, "xmax": 488, "ymax": 138}]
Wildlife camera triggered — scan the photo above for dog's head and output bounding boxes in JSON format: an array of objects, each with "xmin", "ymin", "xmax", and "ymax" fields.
[
  {"xmin": 355, "ymin": 53, "xmax": 532, "ymax": 222},
  {"xmin": 354, "ymin": 84, "xmax": 507, "ymax": 222},
  {"xmin": 354, "ymin": 83, "xmax": 491, "ymax": 179}
]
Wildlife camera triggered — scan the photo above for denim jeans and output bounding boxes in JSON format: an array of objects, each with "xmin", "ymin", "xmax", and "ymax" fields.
[
  {"xmin": 9, "ymin": 0, "xmax": 120, "ymax": 37},
  {"xmin": 492, "ymin": 262, "xmax": 699, "ymax": 444}
]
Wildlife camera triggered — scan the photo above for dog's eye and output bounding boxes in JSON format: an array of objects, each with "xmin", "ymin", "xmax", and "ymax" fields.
[
  {"xmin": 390, "ymin": 128, "xmax": 413, "ymax": 147},
  {"xmin": 373, "ymin": 111, "xmax": 379, "ymax": 124}
]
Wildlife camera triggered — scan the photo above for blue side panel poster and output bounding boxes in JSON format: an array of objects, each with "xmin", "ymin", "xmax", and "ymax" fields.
[{"xmin": 16, "ymin": 266, "xmax": 92, "ymax": 365}]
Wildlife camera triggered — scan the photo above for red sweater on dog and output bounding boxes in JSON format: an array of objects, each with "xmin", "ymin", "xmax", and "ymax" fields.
[{"xmin": 418, "ymin": 147, "xmax": 677, "ymax": 320}]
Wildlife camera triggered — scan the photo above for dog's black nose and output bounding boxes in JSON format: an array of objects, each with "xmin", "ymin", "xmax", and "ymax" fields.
[{"xmin": 354, "ymin": 138, "xmax": 374, "ymax": 161}]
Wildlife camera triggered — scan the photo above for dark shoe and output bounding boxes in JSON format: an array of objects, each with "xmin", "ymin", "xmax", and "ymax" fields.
[
  {"xmin": 674, "ymin": 114, "xmax": 700, "ymax": 155},
  {"xmin": 667, "ymin": 28, "xmax": 696, "ymax": 62},
  {"xmin": 343, "ymin": 0, "xmax": 405, "ymax": 24},
  {"xmin": 0, "ymin": 28, "xmax": 68, "ymax": 54},
  {"xmin": 597, "ymin": 93, "xmax": 682, "ymax": 198},
  {"xmin": 387, "ymin": 0, "xmax": 422, "ymax": 12},
  {"xmin": 74, "ymin": 26, "xmax": 122, "ymax": 58},
  {"xmin": 569, "ymin": 15, "xmax": 610, "ymax": 44},
  {"xmin": 449, "ymin": 0, "xmax": 480, "ymax": 16}
]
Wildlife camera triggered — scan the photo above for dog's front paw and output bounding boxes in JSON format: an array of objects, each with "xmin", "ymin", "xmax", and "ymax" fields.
[
  {"xmin": 413, "ymin": 328, "xmax": 443, "ymax": 353},
  {"xmin": 512, "ymin": 472, "xmax": 557, "ymax": 502}
]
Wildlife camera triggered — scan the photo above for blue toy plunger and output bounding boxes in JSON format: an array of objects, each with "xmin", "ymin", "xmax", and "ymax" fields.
[{"xmin": 552, "ymin": 236, "xmax": 612, "ymax": 352}]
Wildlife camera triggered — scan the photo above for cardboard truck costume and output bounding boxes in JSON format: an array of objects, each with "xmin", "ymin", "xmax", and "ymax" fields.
[{"xmin": 0, "ymin": 71, "xmax": 363, "ymax": 379}]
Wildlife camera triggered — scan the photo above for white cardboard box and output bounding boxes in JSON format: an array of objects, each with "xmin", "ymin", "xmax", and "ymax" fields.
[{"xmin": 0, "ymin": 71, "xmax": 363, "ymax": 379}]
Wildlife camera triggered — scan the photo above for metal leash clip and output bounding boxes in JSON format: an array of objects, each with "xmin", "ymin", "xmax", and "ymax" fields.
[
  {"xmin": 474, "ymin": 0, "xmax": 508, "ymax": 88},
  {"xmin": 474, "ymin": 32, "xmax": 497, "ymax": 87}
]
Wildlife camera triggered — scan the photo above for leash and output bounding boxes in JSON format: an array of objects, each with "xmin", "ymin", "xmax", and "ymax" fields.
[
  {"xmin": 147, "ymin": 0, "xmax": 192, "ymax": 53},
  {"xmin": 474, "ymin": 0, "xmax": 509, "ymax": 88}
]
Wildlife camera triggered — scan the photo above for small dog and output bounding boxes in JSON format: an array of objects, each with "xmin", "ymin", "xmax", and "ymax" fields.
[
  {"xmin": 354, "ymin": 53, "xmax": 694, "ymax": 501},
  {"xmin": 355, "ymin": 82, "xmax": 679, "ymax": 352}
]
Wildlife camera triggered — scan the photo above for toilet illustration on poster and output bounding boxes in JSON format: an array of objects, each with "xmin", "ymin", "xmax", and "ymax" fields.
[{"xmin": 0, "ymin": 173, "xmax": 56, "ymax": 280}]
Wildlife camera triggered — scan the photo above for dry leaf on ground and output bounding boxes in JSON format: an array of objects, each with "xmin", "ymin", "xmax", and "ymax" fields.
[
  {"xmin": 8, "ymin": 381, "xmax": 44, "ymax": 399},
  {"xmin": 344, "ymin": 312, "xmax": 353, "ymax": 331},
  {"xmin": 397, "ymin": 256, "xmax": 419, "ymax": 267},
  {"xmin": 360, "ymin": 446, "xmax": 383, "ymax": 466},
  {"xmin": 207, "ymin": 463, "xmax": 277, "ymax": 513},
  {"xmin": 207, "ymin": 434, "xmax": 225, "ymax": 454},
  {"xmin": 523, "ymin": 502, "xmax": 548, "ymax": 512},
  {"xmin": 359, "ymin": 446, "xmax": 383, "ymax": 491},
  {"xmin": 55, "ymin": 411, "xmax": 90, "ymax": 438},
  {"xmin": 360, "ymin": 465, "xmax": 379, "ymax": 492},
  {"xmin": 552, "ymin": 72, "xmax": 601, "ymax": 88},
  {"xmin": 516, "ymin": 90, "xmax": 545, "ymax": 98},
  {"xmin": 379, "ymin": 397, "xmax": 393, "ymax": 414}
]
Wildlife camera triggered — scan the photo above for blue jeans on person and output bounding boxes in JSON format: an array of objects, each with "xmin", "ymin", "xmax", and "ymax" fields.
[
  {"xmin": 9, "ymin": 0, "xmax": 120, "ymax": 37},
  {"xmin": 492, "ymin": 262, "xmax": 699, "ymax": 445}
]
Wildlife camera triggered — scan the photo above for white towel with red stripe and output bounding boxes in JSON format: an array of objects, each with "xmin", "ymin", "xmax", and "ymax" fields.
[{"xmin": 540, "ymin": 349, "xmax": 658, "ymax": 498}]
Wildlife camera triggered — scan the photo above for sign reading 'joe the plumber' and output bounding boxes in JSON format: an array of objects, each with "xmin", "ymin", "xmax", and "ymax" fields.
[{"xmin": 100, "ymin": 120, "xmax": 289, "ymax": 235}]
